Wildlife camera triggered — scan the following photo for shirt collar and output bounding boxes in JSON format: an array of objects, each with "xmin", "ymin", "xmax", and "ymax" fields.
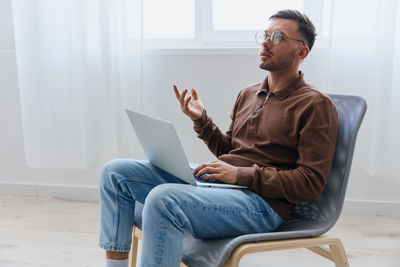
[{"xmin": 257, "ymin": 71, "xmax": 306, "ymax": 100}]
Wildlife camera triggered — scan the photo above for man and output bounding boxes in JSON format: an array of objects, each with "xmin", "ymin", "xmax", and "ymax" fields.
[{"xmin": 99, "ymin": 9, "xmax": 338, "ymax": 267}]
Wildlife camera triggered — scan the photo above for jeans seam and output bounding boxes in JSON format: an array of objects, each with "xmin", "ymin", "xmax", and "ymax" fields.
[
  {"xmin": 176, "ymin": 200, "xmax": 266, "ymax": 219},
  {"xmin": 111, "ymin": 173, "xmax": 120, "ymax": 249}
]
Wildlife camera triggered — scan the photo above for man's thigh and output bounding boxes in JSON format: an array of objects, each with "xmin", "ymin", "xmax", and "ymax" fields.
[
  {"xmin": 101, "ymin": 159, "xmax": 185, "ymax": 203},
  {"xmin": 146, "ymin": 183, "xmax": 282, "ymax": 239}
]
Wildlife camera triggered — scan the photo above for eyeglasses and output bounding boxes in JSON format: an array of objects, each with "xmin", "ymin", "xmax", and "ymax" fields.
[{"xmin": 255, "ymin": 30, "xmax": 306, "ymax": 46}]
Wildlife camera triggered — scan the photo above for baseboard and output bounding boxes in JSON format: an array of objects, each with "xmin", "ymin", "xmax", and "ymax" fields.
[
  {"xmin": 0, "ymin": 182, "xmax": 99, "ymax": 201},
  {"xmin": 1, "ymin": 183, "xmax": 400, "ymax": 216}
]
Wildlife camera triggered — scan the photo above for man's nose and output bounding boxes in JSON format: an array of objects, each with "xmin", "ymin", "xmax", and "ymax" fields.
[{"xmin": 262, "ymin": 37, "xmax": 272, "ymax": 48}]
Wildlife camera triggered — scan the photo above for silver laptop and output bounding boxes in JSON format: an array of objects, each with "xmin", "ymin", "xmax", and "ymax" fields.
[{"xmin": 125, "ymin": 109, "xmax": 246, "ymax": 189}]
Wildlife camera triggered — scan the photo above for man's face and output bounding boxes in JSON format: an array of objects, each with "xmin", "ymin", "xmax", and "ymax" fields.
[{"xmin": 259, "ymin": 18, "xmax": 304, "ymax": 72}]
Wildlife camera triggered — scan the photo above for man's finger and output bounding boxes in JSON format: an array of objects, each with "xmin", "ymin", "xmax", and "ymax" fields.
[
  {"xmin": 183, "ymin": 95, "xmax": 192, "ymax": 110},
  {"xmin": 193, "ymin": 161, "xmax": 218, "ymax": 176},
  {"xmin": 194, "ymin": 168, "xmax": 208, "ymax": 177},
  {"xmin": 203, "ymin": 173, "xmax": 221, "ymax": 181},
  {"xmin": 179, "ymin": 89, "xmax": 188, "ymax": 106},
  {"xmin": 195, "ymin": 166, "xmax": 218, "ymax": 177},
  {"xmin": 207, "ymin": 161, "xmax": 220, "ymax": 166},
  {"xmin": 173, "ymin": 84, "xmax": 181, "ymax": 99},
  {"xmin": 191, "ymin": 88, "xmax": 198, "ymax": 100},
  {"xmin": 192, "ymin": 164, "xmax": 206, "ymax": 176}
]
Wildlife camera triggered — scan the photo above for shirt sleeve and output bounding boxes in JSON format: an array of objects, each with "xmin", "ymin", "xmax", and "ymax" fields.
[
  {"xmin": 193, "ymin": 91, "xmax": 242, "ymax": 157},
  {"xmin": 236, "ymin": 98, "xmax": 338, "ymax": 203}
]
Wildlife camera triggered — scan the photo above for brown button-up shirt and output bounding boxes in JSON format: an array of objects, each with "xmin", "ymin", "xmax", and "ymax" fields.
[{"xmin": 193, "ymin": 72, "xmax": 338, "ymax": 219}]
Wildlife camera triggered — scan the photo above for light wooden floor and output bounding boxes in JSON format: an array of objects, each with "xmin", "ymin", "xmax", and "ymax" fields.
[{"xmin": 0, "ymin": 195, "xmax": 399, "ymax": 267}]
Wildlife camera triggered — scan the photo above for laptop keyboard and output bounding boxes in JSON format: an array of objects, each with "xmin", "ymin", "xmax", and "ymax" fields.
[
  {"xmin": 195, "ymin": 173, "xmax": 220, "ymax": 184},
  {"xmin": 191, "ymin": 168, "xmax": 219, "ymax": 183}
]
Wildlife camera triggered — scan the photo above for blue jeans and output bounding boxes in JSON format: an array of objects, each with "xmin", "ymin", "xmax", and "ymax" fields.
[{"xmin": 99, "ymin": 159, "xmax": 283, "ymax": 267}]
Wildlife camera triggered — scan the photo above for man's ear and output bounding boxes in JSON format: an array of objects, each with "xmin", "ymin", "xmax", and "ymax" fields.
[{"xmin": 297, "ymin": 45, "xmax": 310, "ymax": 60}]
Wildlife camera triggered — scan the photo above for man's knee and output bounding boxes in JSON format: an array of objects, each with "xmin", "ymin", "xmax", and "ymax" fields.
[
  {"xmin": 101, "ymin": 159, "xmax": 130, "ymax": 176},
  {"xmin": 148, "ymin": 183, "xmax": 190, "ymax": 200},
  {"xmin": 143, "ymin": 184, "xmax": 190, "ymax": 215},
  {"xmin": 100, "ymin": 159, "xmax": 122, "ymax": 188},
  {"xmin": 100, "ymin": 159, "xmax": 144, "ymax": 182},
  {"xmin": 99, "ymin": 159, "xmax": 143, "ymax": 193}
]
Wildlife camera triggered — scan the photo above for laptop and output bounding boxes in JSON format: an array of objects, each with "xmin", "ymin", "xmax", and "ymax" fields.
[{"xmin": 125, "ymin": 109, "xmax": 246, "ymax": 189}]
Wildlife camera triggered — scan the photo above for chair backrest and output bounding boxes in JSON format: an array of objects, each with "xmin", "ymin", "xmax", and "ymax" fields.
[{"xmin": 280, "ymin": 94, "xmax": 367, "ymax": 235}]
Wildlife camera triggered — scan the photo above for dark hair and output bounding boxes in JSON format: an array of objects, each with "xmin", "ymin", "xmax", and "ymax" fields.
[{"xmin": 269, "ymin": 9, "xmax": 317, "ymax": 51}]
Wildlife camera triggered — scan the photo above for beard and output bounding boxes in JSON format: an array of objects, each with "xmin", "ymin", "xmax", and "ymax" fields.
[{"xmin": 259, "ymin": 49, "xmax": 297, "ymax": 71}]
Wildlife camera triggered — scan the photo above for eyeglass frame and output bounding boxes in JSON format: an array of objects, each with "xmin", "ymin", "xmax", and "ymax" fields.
[{"xmin": 255, "ymin": 30, "xmax": 306, "ymax": 47}]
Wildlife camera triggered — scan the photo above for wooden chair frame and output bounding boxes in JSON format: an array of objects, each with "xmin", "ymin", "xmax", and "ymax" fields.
[{"xmin": 129, "ymin": 225, "xmax": 349, "ymax": 267}]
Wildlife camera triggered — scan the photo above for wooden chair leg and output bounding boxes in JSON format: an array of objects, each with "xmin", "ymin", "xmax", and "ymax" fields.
[
  {"xmin": 329, "ymin": 239, "xmax": 350, "ymax": 267},
  {"xmin": 129, "ymin": 226, "xmax": 188, "ymax": 267},
  {"xmin": 129, "ymin": 226, "xmax": 140, "ymax": 267},
  {"xmin": 307, "ymin": 246, "xmax": 334, "ymax": 261},
  {"xmin": 224, "ymin": 236, "xmax": 350, "ymax": 267}
]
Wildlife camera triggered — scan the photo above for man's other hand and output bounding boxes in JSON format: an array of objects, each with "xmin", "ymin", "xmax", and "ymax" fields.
[
  {"xmin": 193, "ymin": 160, "xmax": 238, "ymax": 184},
  {"xmin": 173, "ymin": 84, "xmax": 204, "ymax": 120}
]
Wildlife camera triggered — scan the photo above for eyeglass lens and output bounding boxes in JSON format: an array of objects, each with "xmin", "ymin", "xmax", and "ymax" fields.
[{"xmin": 255, "ymin": 31, "xmax": 281, "ymax": 45}]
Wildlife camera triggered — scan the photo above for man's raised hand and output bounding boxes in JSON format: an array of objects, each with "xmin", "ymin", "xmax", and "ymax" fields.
[{"xmin": 173, "ymin": 84, "xmax": 204, "ymax": 120}]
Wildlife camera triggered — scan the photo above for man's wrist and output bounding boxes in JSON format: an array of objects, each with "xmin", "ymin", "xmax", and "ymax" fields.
[
  {"xmin": 193, "ymin": 109, "xmax": 208, "ymax": 127},
  {"xmin": 192, "ymin": 109, "xmax": 206, "ymax": 121}
]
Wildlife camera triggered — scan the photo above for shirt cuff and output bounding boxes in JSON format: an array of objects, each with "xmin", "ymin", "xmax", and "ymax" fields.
[
  {"xmin": 236, "ymin": 167, "xmax": 254, "ymax": 186},
  {"xmin": 193, "ymin": 109, "xmax": 209, "ymax": 131}
]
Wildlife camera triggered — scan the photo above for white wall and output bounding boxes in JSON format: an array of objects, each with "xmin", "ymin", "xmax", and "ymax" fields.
[{"xmin": 1, "ymin": 0, "xmax": 399, "ymax": 215}]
